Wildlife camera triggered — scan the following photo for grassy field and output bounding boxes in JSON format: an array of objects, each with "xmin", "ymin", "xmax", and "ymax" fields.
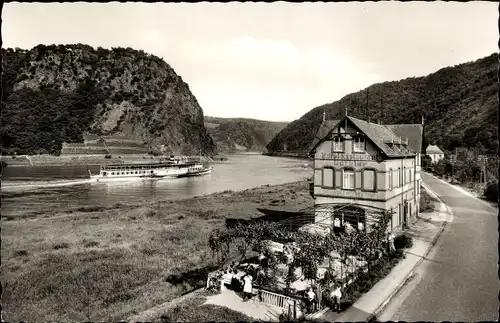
[{"xmin": 1, "ymin": 181, "xmax": 312, "ymax": 321}]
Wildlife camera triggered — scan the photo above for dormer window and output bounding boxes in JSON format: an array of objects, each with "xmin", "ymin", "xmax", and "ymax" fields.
[
  {"xmin": 333, "ymin": 136, "xmax": 344, "ymax": 152},
  {"xmin": 354, "ymin": 136, "xmax": 365, "ymax": 152}
]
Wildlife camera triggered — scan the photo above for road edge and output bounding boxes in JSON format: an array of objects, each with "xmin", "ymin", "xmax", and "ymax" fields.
[
  {"xmin": 368, "ymin": 183, "xmax": 451, "ymax": 322},
  {"xmin": 424, "ymin": 172, "xmax": 498, "ymax": 212}
]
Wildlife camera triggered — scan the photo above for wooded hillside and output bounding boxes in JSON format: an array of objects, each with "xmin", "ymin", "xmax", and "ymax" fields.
[
  {"xmin": 204, "ymin": 116, "xmax": 288, "ymax": 153},
  {"xmin": 1, "ymin": 44, "xmax": 216, "ymax": 156},
  {"xmin": 267, "ymin": 53, "xmax": 497, "ymax": 154}
]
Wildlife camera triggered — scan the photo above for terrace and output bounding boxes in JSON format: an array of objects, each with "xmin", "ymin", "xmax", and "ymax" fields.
[{"xmin": 206, "ymin": 204, "xmax": 392, "ymax": 319}]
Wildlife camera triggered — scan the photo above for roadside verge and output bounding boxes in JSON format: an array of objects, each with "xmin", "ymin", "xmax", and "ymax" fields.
[
  {"xmin": 424, "ymin": 172, "xmax": 497, "ymax": 212},
  {"xmin": 368, "ymin": 182, "xmax": 452, "ymax": 321}
]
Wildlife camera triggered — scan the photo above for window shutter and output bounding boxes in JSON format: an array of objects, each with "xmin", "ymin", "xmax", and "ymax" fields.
[{"xmin": 363, "ymin": 169, "xmax": 376, "ymax": 191}]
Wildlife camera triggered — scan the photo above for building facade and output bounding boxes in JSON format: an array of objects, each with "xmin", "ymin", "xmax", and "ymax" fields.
[
  {"xmin": 307, "ymin": 115, "xmax": 423, "ymax": 234},
  {"xmin": 426, "ymin": 144, "xmax": 445, "ymax": 163}
]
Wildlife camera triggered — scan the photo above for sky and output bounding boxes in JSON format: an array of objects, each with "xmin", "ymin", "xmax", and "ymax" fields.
[{"xmin": 3, "ymin": 2, "xmax": 498, "ymax": 122}]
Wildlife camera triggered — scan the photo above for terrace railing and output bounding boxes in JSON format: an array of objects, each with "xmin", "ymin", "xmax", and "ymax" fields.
[{"xmin": 255, "ymin": 287, "xmax": 304, "ymax": 319}]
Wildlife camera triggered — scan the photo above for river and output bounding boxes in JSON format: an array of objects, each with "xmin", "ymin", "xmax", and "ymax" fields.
[{"xmin": 1, "ymin": 154, "xmax": 311, "ymax": 217}]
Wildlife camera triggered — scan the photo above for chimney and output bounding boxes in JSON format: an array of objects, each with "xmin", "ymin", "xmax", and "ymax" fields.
[
  {"xmin": 422, "ymin": 115, "xmax": 425, "ymax": 126},
  {"xmin": 323, "ymin": 110, "xmax": 326, "ymax": 122}
]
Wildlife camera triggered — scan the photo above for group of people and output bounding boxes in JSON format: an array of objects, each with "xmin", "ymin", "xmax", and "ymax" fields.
[
  {"xmin": 304, "ymin": 284, "xmax": 343, "ymax": 314},
  {"xmin": 206, "ymin": 262, "xmax": 256, "ymax": 301}
]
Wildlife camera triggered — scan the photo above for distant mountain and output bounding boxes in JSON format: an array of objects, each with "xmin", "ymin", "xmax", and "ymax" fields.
[
  {"xmin": 204, "ymin": 116, "xmax": 288, "ymax": 153},
  {"xmin": 267, "ymin": 53, "xmax": 498, "ymax": 154},
  {"xmin": 1, "ymin": 44, "xmax": 216, "ymax": 156}
]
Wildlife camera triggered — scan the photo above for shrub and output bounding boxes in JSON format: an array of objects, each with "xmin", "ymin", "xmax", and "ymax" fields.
[
  {"xmin": 104, "ymin": 154, "xmax": 112, "ymax": 159},
  {"xmin": 14, "ymin": 250, "xmax": 29, "ymax": 257},
  {"xmin": 84, "ymin": 241, "xmax": 99, "ymax": 248},
  {"xmin": 419, "ymin": 186, "xmax": 435, "ymax": 213},
  {"xmin": 53, "ymin": 243, "xmax": 70, "ymax": 250},
  {"xmin": 483, "ymin": 181, "xmax": 498, "ymax": 202},
  {"xmin": 394, "ymin": 234, "xmax": 413, "ymax": 250}
]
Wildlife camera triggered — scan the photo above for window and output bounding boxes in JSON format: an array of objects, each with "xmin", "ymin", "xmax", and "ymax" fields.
[
  {"xmin": 395, "ymin": 168, "xmax": 400, "ymax": 187},
  {"xmin": 353, "ymin": 136, "xmax": 364, "ymax": 152},
  {"xmin": 389, "ymin": 169, "xmax": 393, "ymax": 190},
  {"xmin": 408, "ymin": 169, "xmax": 412, "ymax": 182},
  {"xmin": 322, "ymin": 168, "xmax": 334, "ymax": 188},
  {"xmin": 362, "ymin": 169, "xmax": 376, "ymax": 191},
  {"xmin": 333, "ymin": 136, "xmax": 343, "ymax": 152},
  {"xmin": 403, "ymin": 167, "xmax": 406, "ymax": 184},
  {"xmin": 343, "ymin": 169, "xmax": 355, "ymax": 189}
]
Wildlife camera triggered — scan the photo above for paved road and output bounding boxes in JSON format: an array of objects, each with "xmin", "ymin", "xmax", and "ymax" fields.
[{"xmin": 378, "ymin": 173, "xmax": 499, "ymax": 322}]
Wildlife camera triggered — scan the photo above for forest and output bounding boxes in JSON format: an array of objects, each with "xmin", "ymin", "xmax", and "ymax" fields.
[{"xmin": 267, "ymin": 53, "xmax": 497, "ymax": 155}]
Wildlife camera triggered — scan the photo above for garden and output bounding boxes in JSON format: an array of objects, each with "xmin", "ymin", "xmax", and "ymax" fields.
[{"xmin": 207, "ymin": 205, "xmax": 411, "ymax": 318}]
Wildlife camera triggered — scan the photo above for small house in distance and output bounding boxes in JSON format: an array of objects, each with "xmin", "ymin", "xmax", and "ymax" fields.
[
  {"xmin": 306, "ymin": 114, "xmax": 423, "ymax": 235},
  {"xmin": 426, "ymin": 144, "xmax": 445, "ymax": 163}
]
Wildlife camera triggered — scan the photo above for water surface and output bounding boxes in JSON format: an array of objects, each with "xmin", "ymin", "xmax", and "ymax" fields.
[{"xmin": 2, "ymin": 154, "xmax": 311, "ymax": 217}]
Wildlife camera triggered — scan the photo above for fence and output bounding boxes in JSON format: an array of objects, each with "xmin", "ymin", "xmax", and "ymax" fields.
[{"xmin": 255, "ymin": 287, "xmax": 304, "ymax": 319}]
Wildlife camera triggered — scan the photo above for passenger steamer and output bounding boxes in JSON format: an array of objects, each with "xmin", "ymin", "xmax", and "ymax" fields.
[{"xmin": 89, "ymin": 157, "xmax": 212, "ymax": 182}]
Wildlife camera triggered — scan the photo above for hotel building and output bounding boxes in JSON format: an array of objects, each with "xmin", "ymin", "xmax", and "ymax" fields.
[{"xmin": 307, "ymin": 114, "xmax": 423, "ymax": 234}]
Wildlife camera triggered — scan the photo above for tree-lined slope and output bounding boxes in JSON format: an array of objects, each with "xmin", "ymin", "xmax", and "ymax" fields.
[
  {"xmin": 204, "ymin": 116, "xmax": 288, "ymax": 153},
  {"xmin": 1, "ymin": 44, "xmax": 216, "ymax": 156},
  {"xmin": 267, "ymin": 53, "xmax": 497, "ymax": 154}
]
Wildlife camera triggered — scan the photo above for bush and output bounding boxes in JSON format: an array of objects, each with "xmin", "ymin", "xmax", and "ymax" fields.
[
  {"xmin": 104, "ymin": 154, "xmax": 112, "ymax": 159},
  {"xmin": 419, "ymin": 186, "xmax": 435, "ymax": 213},
  {"xmin": 394, "ymin": 234, "xmax": 413, "ymax": 250},
  {"xmin": 342, "ymin": 251, "xmax": 405, "ymax": 307},
  {"xmin": 53, "ymin": 243, "xmax": 70, "ymax": 250},
  {"xmin": 483, "ymin": 181, "xmax": 498, "ymax": 202}
]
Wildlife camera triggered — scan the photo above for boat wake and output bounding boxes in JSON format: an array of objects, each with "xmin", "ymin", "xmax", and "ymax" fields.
[{"xmin": 2, "ymin": 179, "xmax": 93, "ymax": 191}]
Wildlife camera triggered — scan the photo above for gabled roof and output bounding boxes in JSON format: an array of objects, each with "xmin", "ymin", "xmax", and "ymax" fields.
[
  {"xmin": 348, "ymin": 117, "xmax": 414, "ymax": 158},
  {"xmin": 426, "ymin": 144, "xmax": 444, "ymax": 154},
  {"xmin": 385, "ymin": 124, "xmax": 423, "ymax": 155},
  {"xmin": 309, "ymin": 119, "xmax": 340, "ymax": 152},
  {"xmin": 309, "ymin": 116, "xmax": 422, "ymax": 158}
]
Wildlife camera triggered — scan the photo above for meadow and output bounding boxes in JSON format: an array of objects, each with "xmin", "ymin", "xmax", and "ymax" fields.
[{"xmin": 1, "ymin": 180, "xmax": 312, "ymax": 321}]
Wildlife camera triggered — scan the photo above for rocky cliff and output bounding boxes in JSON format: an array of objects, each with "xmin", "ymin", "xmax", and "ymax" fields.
[
  {"xmin": 267, "ymin": 53, "xmax": 498, "ymax": 154},
  {"xmin": 1, "ymin": 44, "xmax": 216, "ymax": 156},
  {"xmin": 204, "ymin": 116, "xmax": 288, "ymax": 153}
]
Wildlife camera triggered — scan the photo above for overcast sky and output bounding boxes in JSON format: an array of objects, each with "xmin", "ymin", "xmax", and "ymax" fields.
[{"xmin": 3, "ymin": 2, "xmax": 497, "ymax": 122}]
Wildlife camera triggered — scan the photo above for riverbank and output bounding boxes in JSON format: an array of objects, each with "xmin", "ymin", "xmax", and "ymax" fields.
[
  {"xmin": 0, "ymin": 154, "xmax": 230, "ymax": 167},
  {"xmin": 1, "ymin": 180, "xmax": 312, "ymax": 322},
  {"xmin": 262, "ymin": 152, "xmax": 309, "ymax": 159}
]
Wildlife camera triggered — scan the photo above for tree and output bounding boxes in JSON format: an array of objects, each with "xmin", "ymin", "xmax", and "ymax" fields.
[{"xmin": 421, "ymin": 155, "xmax": 432, "ymax": 168}]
